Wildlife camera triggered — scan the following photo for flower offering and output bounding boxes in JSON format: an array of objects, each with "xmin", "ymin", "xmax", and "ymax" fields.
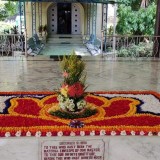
[{"xmin": 58, "ymin": 52, "xmax": 87, "ymax": 112}]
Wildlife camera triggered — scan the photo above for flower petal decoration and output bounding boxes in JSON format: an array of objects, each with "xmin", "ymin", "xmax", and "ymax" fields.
[
  {"xmin": 26, "ymin": 131, "xmax": 31, "ymax": 137},
  {"xmin": 46, "ymin": 132, "xmax": 52, "ymax": 137},
  {"xmin": 5, "ymin": 132, "xmax": 11, "ymax": 137},
  {"xmin": 58, "ymin": 53, "xmax": 86, "ymax": 113},
  {"xmin": 9, "ymin": 98, "xmax": 42, "ymax": 116},
  {"xmin": 0, "ymin": 91, "xmax": 160, "ymax": 137},
  {"xmin": 68, "ymin": 82, "xmax": 84, "ymax": 98},
  {"xmin": 69, "ymin": 120, "xmax": 84, "ymax": 128}
]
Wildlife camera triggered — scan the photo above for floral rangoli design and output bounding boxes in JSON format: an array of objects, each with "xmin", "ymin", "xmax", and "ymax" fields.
[{"xmin": 0, "ymin": 91, "xmax": 160, "ymax": 137}]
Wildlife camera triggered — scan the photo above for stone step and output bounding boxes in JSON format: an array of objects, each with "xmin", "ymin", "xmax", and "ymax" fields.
[
  {"xmin": 47, "ymin": 37, "xmax": 82, "ymax": 40},
  {"xmin": 40, "ymin": 43, "xmax": 90, "ymax": 56},
  {"xmin": 49, "ymin": 34, "xmax": 82, "ymax": 38},
  {"xmin": 47, "ymin": 37, "xmax": 83, "ymax": 44},
  {"xmin": 47, "ymin": 40, "xmax": 83, "ymax": 44}
]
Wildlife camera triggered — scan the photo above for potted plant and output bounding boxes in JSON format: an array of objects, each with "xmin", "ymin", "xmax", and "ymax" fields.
[
  {"xmin": 38, "ymin": 25, "xmax": 43, "ymax": 37},
  {"xmin": 43, "ymin": 25, "xmax": 47, "ymax": 35}
]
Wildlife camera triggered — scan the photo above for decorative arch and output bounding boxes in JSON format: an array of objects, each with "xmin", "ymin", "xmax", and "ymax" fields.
[
  {"xmin": 47, "ymin": 3, "xmax": 57, "ymax": 34},
  {"xmin": 47, "ymin": 2, "xmax": 84, "ymax": 35},
  {"xmin": 71, "ymin": 3, "xmax": 84, "ymax": 35}
]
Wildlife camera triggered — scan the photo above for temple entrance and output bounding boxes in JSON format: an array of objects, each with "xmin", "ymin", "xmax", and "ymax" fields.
[
  {"xmin": 57, "ymin": 3, "xmax": 71, "ymax": 34},
  {"xmin": 48, "ymin": 3, "xmax": 83, "ymax": 35}
]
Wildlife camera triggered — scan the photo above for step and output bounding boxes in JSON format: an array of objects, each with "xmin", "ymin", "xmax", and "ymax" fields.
[
  {"xmin": 47, "ymin": 37, "xmax": 82, "ymax": 40},
  {"xmin": 47, "ymin": 38, "xmax": 82, "ymax": 42},
  {"xmin": 47, "ymin": 38, "xmax": 83, "ymax": 44},
  {"xmin": 47, "ymin": 40, "xmax": 83, "ymax": 44},
  {"xmin": 49, "ymin": 34, "xmax": 82, "ymax": 38}
]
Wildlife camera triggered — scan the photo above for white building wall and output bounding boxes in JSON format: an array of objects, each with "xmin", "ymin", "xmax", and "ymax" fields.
[
  {"xmin": 96, "ymin": 4, "xmax": 102, "ymax": 38},
  {"xmin": 25, "ymin": 2, "xmax": 108, "ymax": 38},
  {"xmin": 72, "ymin": 3, "xmax": 81, "ymax": 34}
]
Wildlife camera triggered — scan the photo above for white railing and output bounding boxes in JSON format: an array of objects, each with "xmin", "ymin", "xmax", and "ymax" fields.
[
  {"xmin": 0, "ymin": 32, "xmax": 27, "ymax": 57},
  {"xmin": 100, "ymin": 32, "xmax": 160, "ymax": 58}
]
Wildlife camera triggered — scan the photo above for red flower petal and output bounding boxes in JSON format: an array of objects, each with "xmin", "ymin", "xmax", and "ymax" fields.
[
  {"xmin": 105, "ymin": 100, "xmax": 132, "ymax": 117},
  {"xmin": 14, "ymin": 99, "xmax": 41, "ymax": 116},
  {"xmin": 68, "ymin": 82, "xmax": 84, "ymax": 98},
  {"xmin": 43, "ymin": 96, "xmax": 58, "ymax": 105}
]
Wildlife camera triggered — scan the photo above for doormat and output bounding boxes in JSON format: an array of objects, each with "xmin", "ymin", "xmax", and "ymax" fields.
[
  {"xmin": 0, "ymin": 91, "xmax": 160, "ymax": 137},
  {"xmin": 61, "ymin": 42, "xmax": 71, "ymax": 44},
  {"xmin": 50, "ymin": 55, "xmax": 82, "ymax": 60},
  {"xmin": 59, "ymin": 37, "xmax": 72, "ymax": 38}
]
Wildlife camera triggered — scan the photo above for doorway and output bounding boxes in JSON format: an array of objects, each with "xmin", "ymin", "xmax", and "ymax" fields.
[{"xmin": 57, "ymin": 3, "xmax": 71, "ymax": 34}]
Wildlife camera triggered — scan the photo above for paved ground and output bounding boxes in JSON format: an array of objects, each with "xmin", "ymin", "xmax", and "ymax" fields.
[
  {"xmin": 0, "ymin": 56, "xmax": 160, "ymax": 92},
  {"xmin": 40, "ymin": 43, "xmax": 90, "ymax": 56}
]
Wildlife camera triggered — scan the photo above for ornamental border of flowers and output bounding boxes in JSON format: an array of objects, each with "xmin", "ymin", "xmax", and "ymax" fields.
[
  {"xmin": 0, "ymin": 90, "xmax": 160, "ymax": 137},
  {"xmin": 3, "ymin": 130, "xmax": 160, "ymax": 137}
]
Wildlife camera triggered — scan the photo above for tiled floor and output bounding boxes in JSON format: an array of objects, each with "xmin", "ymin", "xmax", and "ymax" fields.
[
  {"xmin": 40, "ymin": 44, "xmax": 90, "ymax": 56},
  {"xmin": 1, "ymin": 56, "xmax": 160, "ymax": 160},
  {"xmin": 0, "ymin": 56, "xmax": 160, "ymax": 92}
]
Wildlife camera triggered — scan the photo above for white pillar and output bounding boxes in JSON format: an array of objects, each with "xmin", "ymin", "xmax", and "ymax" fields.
[
  {"xmin": 112, "ymin": 4, "xmax": 117, "ymax": 58},
  {"xmin": 101, "ymin": 30, "xmax": 104, "ymax": 57},
  {"xmin": 25, "ymin": 29, "xmax": 28, "ymax": 57}
]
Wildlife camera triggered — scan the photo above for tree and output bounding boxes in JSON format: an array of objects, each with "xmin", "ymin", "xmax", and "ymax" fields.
[
  {"xmin": 155, "ymin": 0, "xmax": 160, "ymax": 36},
  {"xmin": 0, "ymin": 1, "xmax": 18, "ymax": 21},
  {"xmin": 118, "ymin": 0, "xmax": 141, "ymax": 10},
  {"xmin": 116, "ymin": 0, "xmax": 156, "ymax": 35},
  {"xmin": 154, "ymin": 0, "xmax": 160, "ymax": 57},
  {"xmin": 0, "ymin": 3, "xmax": 7, "ymax": 21},
  {"xmin": 140, "ymin": 0, "xmax": 149, "ymax": 8}
]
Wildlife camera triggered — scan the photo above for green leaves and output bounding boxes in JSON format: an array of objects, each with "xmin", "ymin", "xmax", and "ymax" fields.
[
  {"xmin": 117, "ymin": 41, "xmax": 153, "ymax": 57},
  {"xmin": 0, "ymin": 2, "xmax": 18, "ymax": 21},
  {"xmin": 60, "ymin": 51, "xmax": 86, "ymax": 85},
  {"xmin": 50, "ymin": 108, "xmax": 97, "ymax": 119},
  {"xmin": 116, "ymin": 2, "xmax": 156, "ymax": 35}
]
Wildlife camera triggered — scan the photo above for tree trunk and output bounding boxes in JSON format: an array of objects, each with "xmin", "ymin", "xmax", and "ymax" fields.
[
  {"xmin": 154, "ymin": 0, "xmax": 160, "ymax": 57},
  {"xmin": 140, "ymin": 0, "xmax": 149, "ymax": 8}
]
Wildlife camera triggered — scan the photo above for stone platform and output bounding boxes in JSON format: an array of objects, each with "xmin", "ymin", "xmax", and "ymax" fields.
[
  {"xmin": 1, "ymin": 136, "xmax": 160, "ymax": 160},
  {"xmin": 0, "ymin": 57, "xmax": 160, "ymax": 160}
]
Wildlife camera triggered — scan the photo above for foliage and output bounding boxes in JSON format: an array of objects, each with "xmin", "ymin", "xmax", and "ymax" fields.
[
  {"xmin": 11, "ymin": 26, "xmax": 18, "ymax": 34},
  {"xmin": 38, "ymin": 25, "xmax": 48, "ymax": 36},
  {"xmin": 5, "ymin": 1, "xmax": 18, "ymax": 16},
  {"xmin": 50, "ymin": 108, "xmax": 97, "ymax": 119},
  {"xmin": 0, "ymin": 23, "xmax": 19, "ymax": 34},
  {"xmin": 118, "ymin": 0, "xmax": 141, "ymax": 10},
  {"xmin": 107, "ymin": 26, "xmax": 114, "ymax": 35},
  {"xmin": 117, "ymin": 41, "xmax": 153, "ymax": 57},
  {"xmin": 60, "ymin": 51, "xmax": 86, "ymax": 85},
  {"xmin": 0, "ymin": 2, "xmax": 18, "ymax": 21},
  {"xmin": 0, "ymin": 3, "xmax": 6, "ymax": 20},
  {"xmin": 116, "ymin": 2, "xmax": 156, "ymax": 35},
  {"xmin": 38, "ymin": 25, "xmax": 43, "ymax": 33},
  {"xmin": 118, "ymin": 0, "xmax": 157, "ymax": 10},
  {"xmin": 43, "ymin": 25, "xmax": 47, "ymax": 34},
  {"xmin": 56, "ymin": 52, "xmax": 87, "ymax": 113},
  {"xmin": 0, "ymin": 21, "xmax": 14, "ymax": 33}
]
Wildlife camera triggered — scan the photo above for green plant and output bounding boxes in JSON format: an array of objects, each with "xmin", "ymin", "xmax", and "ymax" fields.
[
  {"xmin": 0, "ymin": 2, "xmax": 18, "ymax": 21},
  {"xmin": 4, "ymin": 29, "xmax": 9, "ymax": 34},
  {"xmin": 0, "ymin": 21, "xmax": 14, "ymax": 34},
  {"xmin": 50, "ymin": 108, "xmax": 97, "ymax": 119},
  {"xmin": 11, "ymin": 25, "xmax": 18, "ymax": 34},
  {"xmin": 107, "ymin": 26, "xmax": 114, "ymax": 35},
  {"xmin": 117, "ymin": 47, "xmax": 130, "ymax": 57},
  {"xmin": 60, "ymin": 51, "xmax": 86, "ymax": 85},
  {"xmin": 43, "ymin": 25, "xmax": 47, "ymax": 34},
  {"xmin": 116, "ymin": 2, "xmax": 156, "ymax": 35},
  {"xmin": 56, "ymin": 52, "xmax": 87, "ymax": 113},
  {"xmin": 38, "ymin": 25, "xmax": 43, "ymax": 36},
  {"xmin": 117, "ymin": 41, "xmax": 153, "ymax": 57},
  {"xmin": 118, "ymin": 0, "xmax": 156, "ymax": 11}
]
